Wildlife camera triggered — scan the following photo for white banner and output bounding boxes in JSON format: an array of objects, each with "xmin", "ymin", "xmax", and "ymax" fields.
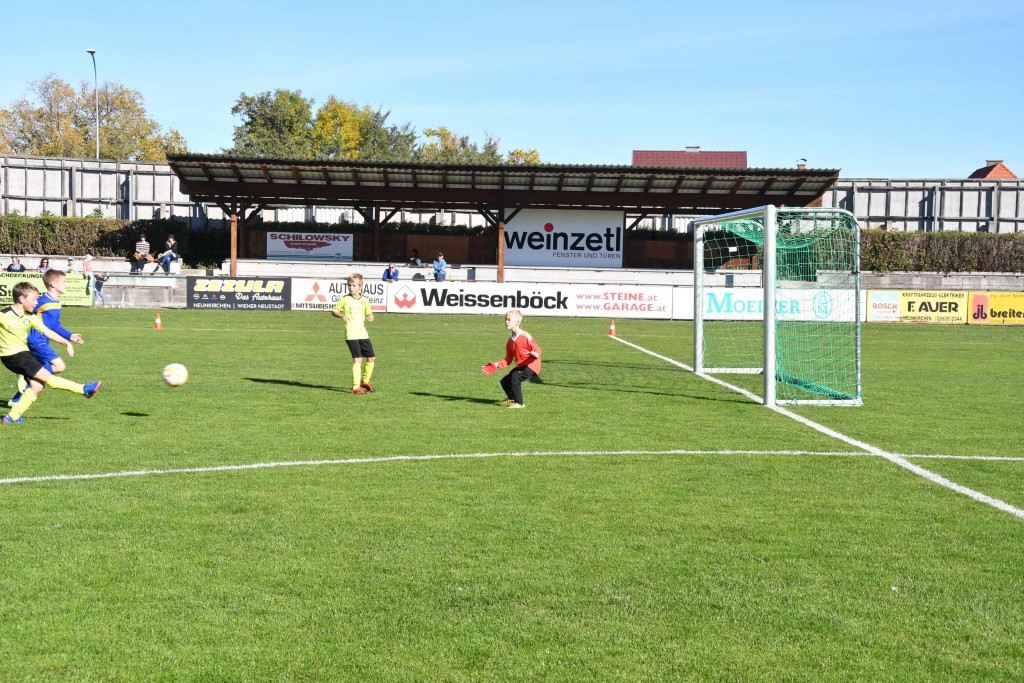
[
  {"xmin": 867, "ymin": 290, "xmax": 900, "ymax": 322},
  {"xmin": 267, "ymin": 232, "xmax": 353, "ymax": 261},
  {"xmin": 291, "ymin": 278, "xmax": 387, "ymax": 312},
  {"xmin": 674, "ymin": 287, "xmax": 860, "ymax": 322},
  {"xmin": 387, "ymin": 282, "xmax": 672, "ymax": 318},
  {"xmin": 504, "ymin": 209, "xmax": 623, "ymax": 268}
]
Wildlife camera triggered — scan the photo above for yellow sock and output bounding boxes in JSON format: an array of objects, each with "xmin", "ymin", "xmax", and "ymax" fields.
[
  {"xmin": 47, "ymin": 375, "xmax": 85, "ymax": 394},
  {"xmin": 8, "ymin": 390, "xmax": 37, "ymax": 419},
  {"xmin": 361, "ymin": 360, "xmax": 375, "ymax": 384},
  {"xmin": 17, "ymin": 375, "xmax": 27, "ymax": 392},
  {"xmin": 351, "ymin": 363, "xmax": 361, "ymax": 390}
]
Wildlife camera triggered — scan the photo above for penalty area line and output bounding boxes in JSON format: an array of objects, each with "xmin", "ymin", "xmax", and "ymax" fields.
[
  {"xmin": 611, "ymin": 336, "xmax": 1024, "ymax": 520},
  {"xmin": 0, "ymin": 449, "xmax": 870, "ymax": 487}
]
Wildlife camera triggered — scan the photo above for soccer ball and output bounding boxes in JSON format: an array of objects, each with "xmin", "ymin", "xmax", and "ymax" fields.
[{"xmin": 162, "ymin": 363, "xmax": 189, "ymax": 387}]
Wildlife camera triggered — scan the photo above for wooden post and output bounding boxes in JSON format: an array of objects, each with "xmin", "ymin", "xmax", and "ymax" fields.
[
  {"xmin": 497, "ymin": 220, "xmax": 506, "ymax": 283},
  {"xmin": 497, "ymin": 206, "xmax": 506, "ymax": 284},
  {"xmin": 230, "ymin": 212, "xmax": 238, "ymax": 277}
]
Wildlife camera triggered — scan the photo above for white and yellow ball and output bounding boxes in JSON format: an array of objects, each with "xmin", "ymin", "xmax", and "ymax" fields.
[{"xmin": 162, "ymin": 363, "xmax": 189, "ymax": 387}]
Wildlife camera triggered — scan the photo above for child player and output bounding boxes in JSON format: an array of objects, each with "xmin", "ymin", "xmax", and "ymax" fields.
[
  {"xmin": 481, "ymin": 309, "xmax": 542, "ymax": 409},
  {"xmin": 1, "ymin": 282, "xmax": 101, "ymax": 424},
  {"xmin": 9, "ymin": 268, "xmax": 80, "ymax": 407},
  {"xmin": 331, "ymin": 273, "xmax": 377, "ymax": 394}
]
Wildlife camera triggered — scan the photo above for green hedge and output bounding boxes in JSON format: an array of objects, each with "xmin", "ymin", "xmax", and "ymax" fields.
[
  {"xmin": 0, "ymin": 215, "xmax": 230, "ymax": 269},
  {"xmin": 861, "ymin": 229, "xmax": 1024, "ymax": 273},
  {"xmin": 3, "ymin": 216, "xmax": 1023, "ymax": 272}
]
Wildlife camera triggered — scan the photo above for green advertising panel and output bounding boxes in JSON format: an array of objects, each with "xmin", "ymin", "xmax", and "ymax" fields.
[{"xmin": 0, "ymin": 272, "xmax": 94, "ymax": 306}]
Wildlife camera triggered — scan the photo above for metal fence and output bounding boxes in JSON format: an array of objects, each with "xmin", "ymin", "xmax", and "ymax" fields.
[
  {"xmin": 820, "ymin": 178, "xmax": 1024, "ymax": 233},
  {"xmin": 3, "ymin": 155, "xmax": 1021, "ymax": 233}
]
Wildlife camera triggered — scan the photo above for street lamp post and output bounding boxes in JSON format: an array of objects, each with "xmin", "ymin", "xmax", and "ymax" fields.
[{"xmin": 86, "ymin": 48, "xmax": 98, "ymax": 159}]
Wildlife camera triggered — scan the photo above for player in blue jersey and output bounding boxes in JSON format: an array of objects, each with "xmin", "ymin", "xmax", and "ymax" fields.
[
  {"xmin": 1, "ymin": 281, "xmax": 100, "ymax": 424},
  {"xmin": 8, "ymin": 269, "xmax": 83, "ymax": 407}
]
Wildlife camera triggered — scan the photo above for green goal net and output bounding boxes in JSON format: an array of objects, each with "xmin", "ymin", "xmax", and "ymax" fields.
[{"xmin": 693, "ymin": 206, "xmax": 862, "ymax": 406}]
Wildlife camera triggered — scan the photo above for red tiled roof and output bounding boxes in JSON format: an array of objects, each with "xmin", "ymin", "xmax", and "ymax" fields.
[
  {"xmin": 633, "ymin": 150, "xmax": 748, "ymax": 169},
  {"xmin": 968, "ymin": 161, "xmax": 1018, "ymax": 180}
]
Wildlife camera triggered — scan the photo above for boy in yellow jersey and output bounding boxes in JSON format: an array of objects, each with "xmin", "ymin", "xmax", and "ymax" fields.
[
  {"xmin": 331, "ymin": 273, "xmax": 376, "ymax": 394},
  {"xmin": 1, "ymin": 282, "xmax": 101, "ymax": 424}
]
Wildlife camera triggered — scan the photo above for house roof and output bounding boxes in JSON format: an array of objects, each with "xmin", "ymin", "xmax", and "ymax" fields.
[
  {"xmin": 166, "ymin": 154, "xmax": 838, "ymax": 215},
  {"xmin": 632, "ymin": 150, "xmax": 748, "ymax": 169},
  {"xmin": 968, "ymin": 160, "xmax": 1018, "ymax": 180}
]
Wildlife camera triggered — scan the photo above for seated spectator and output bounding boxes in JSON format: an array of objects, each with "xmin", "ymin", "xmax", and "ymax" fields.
[
  {"xmin": 432, "ymin": 252, "xmax": 447, "ymax": 282},
  {"xmin": 66, "ymin": 257, "xmax": 80, "ymax": 274},
  {"xmin": 407, "ymin": 249, "xmax": 422, "ymax": 267},
  {"xmin": 155, "ymin": 234, "xmax": 180, "ymax": 274},
  {"xmin": 36, "ymin": 258, "xmax": 50, "ymax": 273},
  {"xmin": 130, "ymin": 232, "xmax": 151, "ymax": 273},
  {"xmin": 6, "ymin": 257, "xmax": 27, "ymax": 272},
  {"xmin": 382, "ymin": 263, "xmax": 400, "ymax": 282}
]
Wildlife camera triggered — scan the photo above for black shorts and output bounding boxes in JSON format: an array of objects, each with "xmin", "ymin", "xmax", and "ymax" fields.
[
  {"xmin": 1, "ymin": 351, "xmax": 45, "ymax": 381},
  {"xmin": 346, "ymin": 339, "xmax": 376, "ymax": 359}
]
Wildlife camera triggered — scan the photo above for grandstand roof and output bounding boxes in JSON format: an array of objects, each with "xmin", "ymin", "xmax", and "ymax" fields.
[{"xmin": 166, "ymin": 154, "xmax": 839, "ymax": 215}]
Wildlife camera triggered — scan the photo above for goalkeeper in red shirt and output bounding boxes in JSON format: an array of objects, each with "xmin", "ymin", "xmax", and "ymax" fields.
[{"xmin": 481, "ymin": 309, "xmax": 541, "ymax": 409}]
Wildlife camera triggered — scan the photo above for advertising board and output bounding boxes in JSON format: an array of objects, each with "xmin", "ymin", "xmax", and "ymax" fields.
[
  {"xmin": 503, "ymin": 209, "xmax": 623, "ymax": 268},
  {"xmin": 0, "ymin": 272, "xmax": 92, "ymax": 306},
  {"xmin": 968, "ymin": 292, "xmax": 1024, "ymax": 325},
  {"xmin": 291, "ymin": 278, "xmax": 387, "ymax": 312},
  {"xmin": 387, "ymin": 282, "xmax": 672, "ymax": 318},
  {"xmin": 186, "ymin": 277, "xmax": 291, "ymax": 310},
  {"xmin": 685, "ymin": 288, "xmax": 859, "ymax": 322},
  {"xmin": 267, "ymin": 232, "xmax": 353, "ymax": 261}
]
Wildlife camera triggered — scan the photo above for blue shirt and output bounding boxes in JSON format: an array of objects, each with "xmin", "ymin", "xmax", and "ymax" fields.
[
  {"xmin": 28, "ymin": 292, "xmax": 72, "ymax": 351},
  {"xmin": 382, "ymin": 267, "xmax": 400, "ymax": 282},
  {"xmin": 433, "ymin": 258, "xmax": 447, "ymax": 276}
]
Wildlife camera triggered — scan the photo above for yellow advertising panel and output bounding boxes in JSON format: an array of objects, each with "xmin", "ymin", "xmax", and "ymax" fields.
[
  {"xmin": 898, "ymin": 290, "xmax": 969, "ymax": 324},
  {"xmin": 968, "ymin": 292, "xmax": 1024, "ymax": 325},
  {"xmin": 0, "ymin": 272, "xmax": 93, "ymax": 306}
]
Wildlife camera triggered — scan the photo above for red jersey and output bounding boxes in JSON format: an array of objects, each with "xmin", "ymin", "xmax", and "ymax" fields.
[{"xmin": 496, "ymin": 330, "xmax": 542, "ymax": 375}]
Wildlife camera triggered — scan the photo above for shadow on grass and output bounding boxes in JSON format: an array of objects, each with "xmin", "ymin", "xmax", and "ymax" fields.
[
  {"xmin": 543, "ymin": 358, "xmax": 680, "ymax": 371},
  {"xmin": 121, "ymin": 412, "xmax": 149, "ymax": 418},
  {"xmin": 411, "ymin": 391, "xmax": 500, "ymax": 406},
  {"xmin": 245, "ymin": 377, "xmax": 346, "ymax": 393},
  {"xmin": 539, "ymin": 380, "xmax": 752, "ymax": 404}
]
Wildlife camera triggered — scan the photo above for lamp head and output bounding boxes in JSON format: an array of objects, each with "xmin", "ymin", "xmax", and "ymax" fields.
[{"xmin": 86, "ymin": 48, "xmax": 96, "ymax": 55}]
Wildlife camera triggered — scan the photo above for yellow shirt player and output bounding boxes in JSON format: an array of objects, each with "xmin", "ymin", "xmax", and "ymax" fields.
[
  {"xmin": 1, "ymin": 282, "xmax": 102, "ymax": 424},
  {"xmin": 331, "ymin": 273, "xmax": 377, "ymax": 394}
]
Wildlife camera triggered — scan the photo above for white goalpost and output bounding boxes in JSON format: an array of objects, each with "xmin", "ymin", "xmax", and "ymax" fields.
[{"xmin": 693, "ymin": 205, "xmax": 862, "ymax": 407}]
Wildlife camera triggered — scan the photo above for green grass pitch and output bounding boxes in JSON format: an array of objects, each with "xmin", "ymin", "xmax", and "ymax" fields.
[{"xmin": 1, "ymin": 309, "xmax": 1022, "ymax": 681}]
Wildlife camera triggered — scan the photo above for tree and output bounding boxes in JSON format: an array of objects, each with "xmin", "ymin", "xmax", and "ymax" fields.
[
  {"xmin": 311, "ymin": 99, "xmax": 418, "ymax": 162},
  {"xmin": 0, "ymin": 74, "xmax": 187, "ymax": 161},
  {"xmin": 226, "ymin": 90, "xmax": 537, "ymax": 165},
  {"xmin": 355, "ymin": 108, "xmax": 418, "ymax": 163},
  {"xmin": 506, "ymin": 148, "xmax": 542, "ymax": 165},
  {"xmin": 415, "ymin": 127, "xmax": 503, "ymax": 165},
  {"xmin": 229, "ymin": 89, "xmax": 314, "ymax": 158}
]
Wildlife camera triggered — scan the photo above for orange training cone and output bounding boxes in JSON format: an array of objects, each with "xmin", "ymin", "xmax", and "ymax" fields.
[
  {"xmin": 608, "ymin": 319, "xmax": 616, "ymax": 337},
  {"xmin": 154, "ymin": 313, "xmax": 163, "ymax": 330}
]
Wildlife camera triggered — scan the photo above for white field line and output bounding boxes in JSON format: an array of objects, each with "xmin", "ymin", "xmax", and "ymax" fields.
[
  {"xmin": 0, "ymin": 449, "xmax": 869, "ymax": 486},
  {"xmin": 906, "ymin": 454, "xmax": 1024, "ymax": 461},
  {"xmin": 1, "ymin": 448, "xmax": 1019, "ymax": 488},
  {"xmin": 611, "ymin": 336, "xmax": 1024, "ymax": 520}
]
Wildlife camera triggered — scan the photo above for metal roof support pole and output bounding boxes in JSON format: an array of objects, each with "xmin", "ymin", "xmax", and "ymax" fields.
[
  {"xmin": 230, "ymin": 211, "xmax": 238, "ymax": 277},
  {"xmin": 372, "ymin": 205, "xmax": 381, "ymax": 261},
  {"xmin": 497, "ymin": 205, "xmax": 506, "ymax": 284}
]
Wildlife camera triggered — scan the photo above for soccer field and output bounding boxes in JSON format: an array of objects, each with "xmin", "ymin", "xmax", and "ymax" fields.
[{"xmin": 2, "ymin": 310, "xmax": 1022, "ymax": 681}]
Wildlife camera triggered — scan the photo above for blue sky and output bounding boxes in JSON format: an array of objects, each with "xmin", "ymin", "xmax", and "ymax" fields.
[{"xmin": 2, "ymin": 0, "xmax": 1021, "ymax": 178}]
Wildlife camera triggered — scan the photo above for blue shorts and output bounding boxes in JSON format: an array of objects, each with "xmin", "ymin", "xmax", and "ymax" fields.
[{"xmin": 28, "ymin": 339, "xmax": 60, "ymax": 364}]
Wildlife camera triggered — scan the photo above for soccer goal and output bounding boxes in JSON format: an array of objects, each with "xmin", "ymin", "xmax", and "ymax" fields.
[{"xmin": 693, "ymin": 205, "xmax": 862, "ymax": 406}]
